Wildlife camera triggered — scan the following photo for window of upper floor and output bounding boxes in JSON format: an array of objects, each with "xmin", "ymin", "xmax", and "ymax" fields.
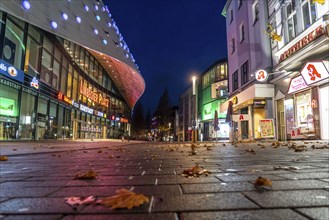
[
  {"xmin": 241, "ymin": 60, "xmax": 249, "ymax": 85},
  {"xmin": 285, "ymin": 0, "xmax": 297, "ymax": 42},
  {"xmin": 239, "ymin": 22, "xmax": 245, "ymax": 43},
  {"xmin": 231, "ymin": 38, "xmax": 235, "ymax": 54},
  {"xmin": 252, "ymin": 1, "xmax": 259, "ymax": 25},
  {"xmin": 238, "ymin": 0, "xmax": 243, "ymax": 10},
  {"xmin": 229, "ymin": 9, "xmax": 233, "ymax": 24},
  {"xmin": 232, "ymin": 70, "xmax": 239, "ymax": 91},
  {"xmin": 301, "ymin": 0, "xmax": 317, "ymax": 30}
]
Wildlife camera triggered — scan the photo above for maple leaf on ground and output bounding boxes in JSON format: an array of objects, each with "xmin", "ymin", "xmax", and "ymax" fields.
[
  {"xmin": 254, "ymin": 176, "xmax": 272, "ymax": 186},
  {"xmin": 98, "ymin": 188, "xmax": 149, "ymax": 209},
  {"xmin": 182, "ymin": 164, "xmax": 211, "ymax": 178},
  {"xmin": 65, "ymin": 196, "xmax": 96, "ymax": 207},
  {"xmin": 73, "ymin": 170, "xmax": 98, "ymax": 180},
  {"xmin": 0, "ymin": 155, "xmax": 8, "ymax": 161}
]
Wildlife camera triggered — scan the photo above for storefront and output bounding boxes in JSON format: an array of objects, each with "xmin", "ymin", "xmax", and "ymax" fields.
[
  {"xmin": 220, "ymin": 84, "xmax": 275, "ymax": 140},
  {"xmin": 274, "ymin": 60, "xmax": 329, "ymax": 140}
]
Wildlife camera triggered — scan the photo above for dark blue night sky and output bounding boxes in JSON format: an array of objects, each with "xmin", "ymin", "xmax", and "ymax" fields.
[{"xmin": 105, "ymin": 0, "xmax": 227, "ymax": 113}]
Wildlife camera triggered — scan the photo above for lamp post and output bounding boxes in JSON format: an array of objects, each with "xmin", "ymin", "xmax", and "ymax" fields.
[{"xmin": 192, "ymin": 76, "xmax": 197, "ymax": 143}]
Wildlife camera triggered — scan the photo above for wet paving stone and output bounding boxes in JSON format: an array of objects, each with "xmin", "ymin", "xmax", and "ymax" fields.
[
  {"xmin": 1, "ymin": 141, "xmax": 328, "ymax": 218},
  {"xmin": 181, "ymin": 182, "xmax": 255, "ymax": 193},
  {"xmin": 0, "ymin": 198, "xmax": 83, "ymax": 214},
  {"xmin": 180, "ymin": 209, "xmax": 308, "ymax": 220},
  {"xmin": 1, "ymin": 214, "xmax": 62, "ymax": 220},
  {"xmin": 62, "ymin": 213, "xmax": 176, "ymax": 220},
  {"xmin": 152, "ymin": 193, "xmax": 259, "ymax": 212},
  {"xmin": 296, "ymin": 207, "xmax": 329, "ymax": 220},
  {"xmin": 243, "ymin": 190, "xmax": 329, "ymax": 208}
]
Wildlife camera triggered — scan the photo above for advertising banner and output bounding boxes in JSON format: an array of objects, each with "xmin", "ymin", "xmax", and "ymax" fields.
[
  {"xmin": 259, "ymin": 119, "xmax": 275, "ymax": 138},
  {"xmin": 0, "ymin": 97, "xmax": 17, "ymax": 117}
]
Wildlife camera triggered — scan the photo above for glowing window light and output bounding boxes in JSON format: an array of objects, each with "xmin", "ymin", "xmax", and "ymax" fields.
[
  {"xmin": 107, "ymin": 22, "xmax": 112, "ymax": 27},
  {"xmin": 125, "ymin": 53, "xmax": 129, "ymax": 58},
  {"xmin": 102, "ymin": 6, "xmax": 105, "ymax": 12},
  {"xmin": 76, "ymin": 16, "xmax": 81, "ymax": 23},
  {"xmin": 62, "ymin": 13, "xmax": 68, "ymax": 20},
  {"xmin": 96, "ymin": 15, "xmax": 100, "ymax": 21},
  {"xmin": 84, "ymin": 5, "xmax": 89, "ymax": 11},
  {"xmin": 22, "ymin": 0, "xmax": 31, "ymax": 10},
  {"xmin": 95, "ymin": 5, "xmax": 99, "ymax": 11},
  {"xmin": 50, "ymin": 21, "xmax": 58, "ymax": 29},
  {"xmin": 103, "ymin": 39, "xmax": 107, "ymax": 45},
  {"xmin": 94, "ymin": 29, "xmax": 98, "ymax": 35}
]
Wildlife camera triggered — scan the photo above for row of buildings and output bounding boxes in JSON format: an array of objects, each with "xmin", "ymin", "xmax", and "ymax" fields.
[
  {"xmin": 0, "ymin": 0, "xmax": 145, "ymax": 141},
  {"xmin": 177, "ymin": 0, "xmax": 329, "ymax": 142}
]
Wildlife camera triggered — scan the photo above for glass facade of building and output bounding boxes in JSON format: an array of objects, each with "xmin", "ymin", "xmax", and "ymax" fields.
[{"xmin": 0, "ymin": 11, "xmax": 132, "ymax": 141}]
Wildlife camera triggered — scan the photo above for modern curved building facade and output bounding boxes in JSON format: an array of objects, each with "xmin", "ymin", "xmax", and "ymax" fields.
[{"xmin": 0, "ymin": 0, "xmax": 145, "ymax": 140}]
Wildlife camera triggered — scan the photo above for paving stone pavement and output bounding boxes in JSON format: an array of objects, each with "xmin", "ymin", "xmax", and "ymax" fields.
[{"xmin": 0, "ymin": 140, "xmax": 329, "ymax": 220}]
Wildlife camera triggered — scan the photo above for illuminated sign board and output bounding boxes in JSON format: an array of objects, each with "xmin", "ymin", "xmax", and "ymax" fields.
[
  {"xmin": 202, "ymin": 101, "xmax": 226, "ymax": 121},
  {"xmin": 300, "ymin": 61, "xmax": 329, "ymax": 86},
  {"xmin": 0, "ymin": 59, "xmax": 24, "ymax": 83},
  {"xmin": 72, "ymin": 100, "xmax": 80, "ymax": 108},
  {"xmin": 120, "ymin": 118, "xmax": 128, "ymax": 123},
  {"xmin": 95, "ymin": 110, "xmax": 104, "ymax": 117},
  {"xmin": 80, "ymin": 104, "xmax": 94, "ymax": 114},
  {"xmin": 279, "ymin": 26, "xmax": 325, "ymax": 62},
  {"xmin": 0, "ymin": 97, "xmax": 17, "ymax": 116},
  {"xmin": 288, "ymin": 75, "xmax": 309, "ymax": 94},
  {"xmin": 255, "ymin": 69, "xmax": 269, "ymax": 82},
  {"xmin": 79, "ymin": 81, "xmax": 109, "ymax": 107},
  {"xmin": 30, "ymin": 77, "xmax": 39, "ymax": 89}
]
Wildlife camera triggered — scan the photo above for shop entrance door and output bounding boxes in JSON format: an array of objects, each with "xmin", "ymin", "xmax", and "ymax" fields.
[
  {"xmin": 320, "ymin": 86, "xmax": 329, "ymax": 140},
  {"xmin": 241, "ymin": 121, "xmax": 249, "ymax": 139},
  {"xmin": 277, "ymin": 99, "xmax": 286, "ymax": 141}
]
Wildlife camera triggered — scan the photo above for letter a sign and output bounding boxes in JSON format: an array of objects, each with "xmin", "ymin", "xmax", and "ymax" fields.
[
  {"xmin": 300, "ymin": 61, "xmax": 329, "ymax": 86},
  {"xmin": 255, "ymin": 69, "xmax": 269, "ymax": 82}
]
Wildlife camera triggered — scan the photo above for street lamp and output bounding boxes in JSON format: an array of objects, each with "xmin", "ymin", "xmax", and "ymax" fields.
[{"xmin": 192, "ymin": 76, "xmax": 198, "ymax": 143}]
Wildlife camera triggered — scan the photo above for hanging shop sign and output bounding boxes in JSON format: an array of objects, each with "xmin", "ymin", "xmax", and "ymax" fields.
[
  {"xmin": 259, "ymin": 119, "xmax": 275, "ymax": 138},
  {"xmin": 232, "ymin": 96, "xmax": 238, "ymax": 105},
  {"xmin": 300, "ymin": 61, "xmax": 329, "ymax": 86},
  {"xmin": 255, "ymin": 69, "xmax": 269, "ymax": 82},
  {"xmin": 80, "ymin": 104, "xmax": 94, "ymax": 114},
  {"xmin": 288, "ymin": 75, "xmax": 309, "ymax": 94},
  {"xmin": 95, "ymin": 110, "xmax": 104, "ymax": 117},
  {"xmin": 0, "ymin": 59, "xmax": 24, "ymax": 83},
  {"xmin": 79, "ymin": 81, "xmax": 109, "ymax": 107},
  {"xmin": 30, "ymin": 77, "xmax": 39, "ymax": 89},
  {"xmin": 279, "ymin": 26, "xmax": 325, "ymax": 62},
  {"xmin": 311, "ymin": 99, "xmax": 318, "ymax": 109}
]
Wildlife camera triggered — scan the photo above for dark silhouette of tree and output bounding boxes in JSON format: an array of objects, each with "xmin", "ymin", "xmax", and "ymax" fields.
[
  {"xmin": 153, "ymin": 87, "xmax": 172, "ymax": 139},
  {"xmin": 132, "ymin": 101, "xmax": 145, "ymax": 134},
  {"xmin": 145, "ymin": 109, "xmax": 152, "ymax": 130}
]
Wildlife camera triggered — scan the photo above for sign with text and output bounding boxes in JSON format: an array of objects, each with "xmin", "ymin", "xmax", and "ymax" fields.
[
  {"xmin": 259, "ymin": 119, "xmax": 275, "ymax": 138},
  {"xmin": 79, "ymin": 81, "xmax": 109, "ymax": 107},
  {"xmin": 300, "ymin": 61, "xmax": 329, "ymax": 86},
  {"xmin": 0, "ymin": 59, "xmax": 24, "ymax": 83},
  {"xmin": 232, "ymin": 114, "xmax": 249, "ymax": 122},
  {"xmin": 80, "ymin": 104, "xmax": 94, "ymax": 114},
  {"xmin": 288, "ymin": 75, "xmax": 309, "ymax": 94}
]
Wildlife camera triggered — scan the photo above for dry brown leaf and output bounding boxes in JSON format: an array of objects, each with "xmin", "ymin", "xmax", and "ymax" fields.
[
  {"xmin": 254, "ymin": 176, "xmax": 272, "ymax": 186},
  {"xmin": 98, "ymin": 188, "xmax": 149, "ymax": 209},
  {"xmin": 182, "ymin": 164, "xmax": 211, "ymax": 178},
  {"xmin": 74, "ymin": 170, "xmax": 98, "ymax": 180},
  {"xmin": 273, "ymin": 166, "xmax": 298, "ymax": 170},
  {"xmin": 65, "ymin": 196, "xmax": 96, "ymax": 207},
  {"xmin": 0, "ymin": 155, "xmax": 8, "ymax": 161},
  {"xmin": 246, "ymin": 149, "xmax": 256, "ymax": 153}
]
